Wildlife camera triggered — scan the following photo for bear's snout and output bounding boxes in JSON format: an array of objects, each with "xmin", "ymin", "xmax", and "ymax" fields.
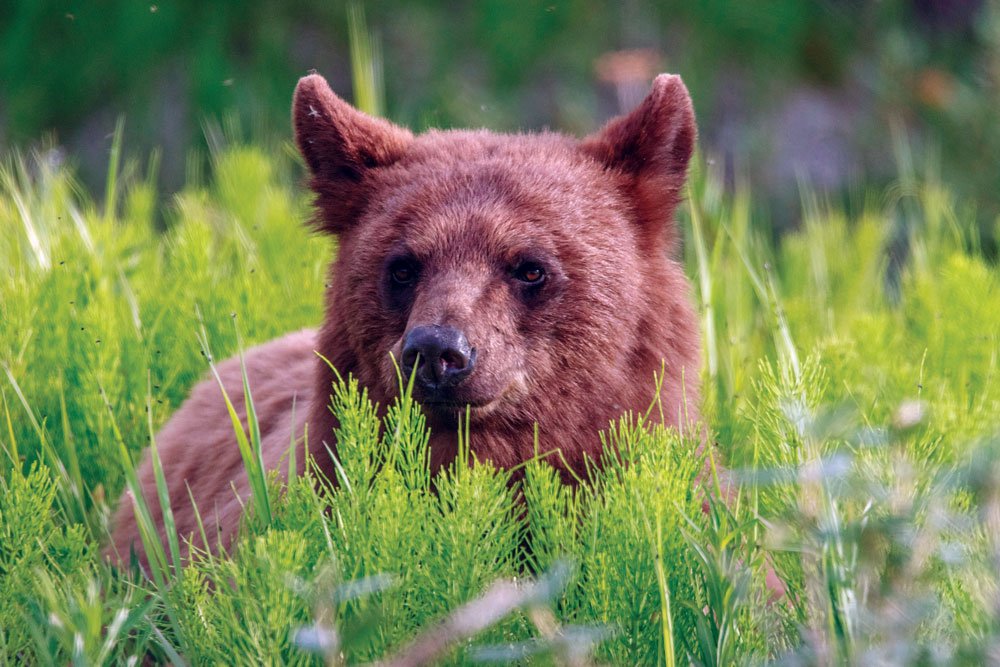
[{"xmin": 400, "ymin": 325, "xmax": 477, "ymax": 399}]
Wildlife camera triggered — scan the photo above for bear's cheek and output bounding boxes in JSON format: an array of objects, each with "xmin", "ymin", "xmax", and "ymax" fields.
[
  {"xmin": 539, "ymin": 275, "xmax": 644, "ymax": 378},
  {"xmin": 369, "ymin": 317, "xmax": 415, "ymax": 394},
  {"xmin": 466, "ymin": 336, "xmax": 528, "ymax": 403},
  {"xmin": 335, "ymin": 271, "xmax": 410, "ymax": 394}
]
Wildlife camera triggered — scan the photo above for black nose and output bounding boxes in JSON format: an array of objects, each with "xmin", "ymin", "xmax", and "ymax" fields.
[{"xmin": 400, "ymin": 325, "xmax": 476, "ymax": 390}]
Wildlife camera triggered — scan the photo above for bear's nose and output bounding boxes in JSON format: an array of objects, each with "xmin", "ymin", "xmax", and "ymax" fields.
[{"xmin": 400, "ymin": 325, "xmax": 476, "ymax": 390}]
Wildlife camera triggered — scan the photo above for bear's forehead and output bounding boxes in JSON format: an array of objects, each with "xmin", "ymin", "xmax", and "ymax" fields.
[
  {"xmin": 406, "ymin": 129, "xmax": 581, "ymax": 163},
  {"xmin": 397, "ymin": 130, "xmax": 609, "ymax": 197},
  {"xmin": 367, "ymin": 130, "xmax": 627, "ymax": 242},
  {"xmin": 345, "ymin": 129, "xmax": 638, "ymax": 269}
]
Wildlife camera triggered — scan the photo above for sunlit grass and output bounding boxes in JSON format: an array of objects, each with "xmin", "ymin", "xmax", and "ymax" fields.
[{"xmin": 1, "ymin": 137, "xmax": 999, "ymax": 663}]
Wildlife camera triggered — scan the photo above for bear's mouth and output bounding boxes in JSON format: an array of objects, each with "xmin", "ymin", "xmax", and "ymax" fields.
[
  {"xmin": 416, "ymin": 396, "xmax": 503, "ymax": 423},
  {"xmin": 419, "ymin": 397, "xmax": 494, "ymax": 412}
]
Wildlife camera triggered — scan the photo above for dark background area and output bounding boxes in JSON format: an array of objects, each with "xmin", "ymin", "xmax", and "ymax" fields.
[{"xmin": 1, "ymin": 0, "xmax": 997, "ymax": 234}]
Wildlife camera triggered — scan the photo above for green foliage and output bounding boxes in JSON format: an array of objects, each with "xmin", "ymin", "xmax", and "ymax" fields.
[
  {"xmin": 1, "ymin": 138, "xmax": 999, "ymax": 664},
  {"xmin": 0, "ymin": 143, "xmax": 328, "ymax": 496},
  {"xmin": 524, "ymin": 417, "xmax": 710, "ymax": 664},
  {"xmin": 24, "ymin": 567, "xmax": 154, "ymax": 666},
  {"xmin": 0, "ymin": 464, "xmax": 93, "ymax": 659}
]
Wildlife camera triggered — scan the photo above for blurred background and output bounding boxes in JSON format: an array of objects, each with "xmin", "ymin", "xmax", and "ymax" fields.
[{"xmin": 1, "ymin": 0, "xmax": 998, "ymax": 241}]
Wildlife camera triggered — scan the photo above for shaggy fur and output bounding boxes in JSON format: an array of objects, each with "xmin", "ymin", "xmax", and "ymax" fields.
[{"xmin": 107, "ymin": 73, "xmax": 701, "ymax": 569}]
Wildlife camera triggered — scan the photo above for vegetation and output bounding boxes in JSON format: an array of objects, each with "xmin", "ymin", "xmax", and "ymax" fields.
[
  {"xmin": 3, "ymin": 3, "xmax": 999, "ymax": 664},
  {"xmin": 1, "ymin": 125, "xmax": 998, "ymax": 663}
]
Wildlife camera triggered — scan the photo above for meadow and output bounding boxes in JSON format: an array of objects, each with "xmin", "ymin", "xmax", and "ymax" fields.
[{"xmin": 1, "ymin": 131, "xmax": 999, "ymax": 664}]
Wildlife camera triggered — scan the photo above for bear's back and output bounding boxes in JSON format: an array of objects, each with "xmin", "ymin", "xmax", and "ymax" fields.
[{"xmin": 106, "ymin": 329, "xmax": 316, "ymax": 568}]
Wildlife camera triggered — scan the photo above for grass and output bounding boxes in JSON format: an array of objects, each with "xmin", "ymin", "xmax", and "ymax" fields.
[{"xmin": 0, "ymin": 132, "xmax": 999, "ymax": 664}]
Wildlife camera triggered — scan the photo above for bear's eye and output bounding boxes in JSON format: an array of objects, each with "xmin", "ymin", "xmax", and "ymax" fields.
[
  {"xmin": 514, "ymin": 262, "xmax": 546, "ymax": 285},
  {"xmin": 388, "ymin": 261, "xmax": 418, "ymax": 286}
]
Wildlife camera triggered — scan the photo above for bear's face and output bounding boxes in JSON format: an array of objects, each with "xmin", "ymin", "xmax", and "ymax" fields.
[
  {"xmin": 294, "ymin": 73, "xmax": 699, "ymax": 470},
  {"xmin": 337, "ymin": 132, "xmax": 650, "ymax": 429}
]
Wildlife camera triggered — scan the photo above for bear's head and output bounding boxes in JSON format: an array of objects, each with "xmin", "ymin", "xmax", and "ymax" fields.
[{"xmin": 294, "ymin": 74, "xmax": 700, "ymax": 478}]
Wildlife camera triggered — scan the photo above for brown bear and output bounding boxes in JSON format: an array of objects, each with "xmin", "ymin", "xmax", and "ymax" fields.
[{"xmin": 107, "ymin": 72, "xmax": 701, "ymax": 568}]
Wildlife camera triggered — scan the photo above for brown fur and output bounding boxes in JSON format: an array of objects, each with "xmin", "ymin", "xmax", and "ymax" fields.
[{"xmin": 106, "ymin": 73, "xmax": 701, "ymax": 570}]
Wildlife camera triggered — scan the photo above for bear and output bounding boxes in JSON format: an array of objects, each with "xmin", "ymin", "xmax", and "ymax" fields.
[{"xmin": 106, "ymin": 72, "xmax": 701, "ymax": 569}]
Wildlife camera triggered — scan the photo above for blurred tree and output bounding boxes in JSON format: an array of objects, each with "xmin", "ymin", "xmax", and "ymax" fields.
[{"xmin": 0, "ymin": 0, "xmax": 996, "ymax": 241}]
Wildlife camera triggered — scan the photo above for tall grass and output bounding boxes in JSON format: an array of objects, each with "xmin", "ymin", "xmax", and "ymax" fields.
[{"xmin": 1, "ymin": 118, "xmax": 1000, "ymax": 665}]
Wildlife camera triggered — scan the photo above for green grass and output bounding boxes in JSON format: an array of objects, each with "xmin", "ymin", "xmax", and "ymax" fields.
[{"xmin": 1, "ymin": 137, "xmax": 999, "ymax": 665}]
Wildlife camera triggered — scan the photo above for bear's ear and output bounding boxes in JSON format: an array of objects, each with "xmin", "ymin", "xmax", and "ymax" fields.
[
  {"xmin": 580, "ymin": 74, "xmax": 696, "ymax": 242},
  {"xmin": 293, "ymin": 73, "xmax": 413, "ymax": 234}
]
